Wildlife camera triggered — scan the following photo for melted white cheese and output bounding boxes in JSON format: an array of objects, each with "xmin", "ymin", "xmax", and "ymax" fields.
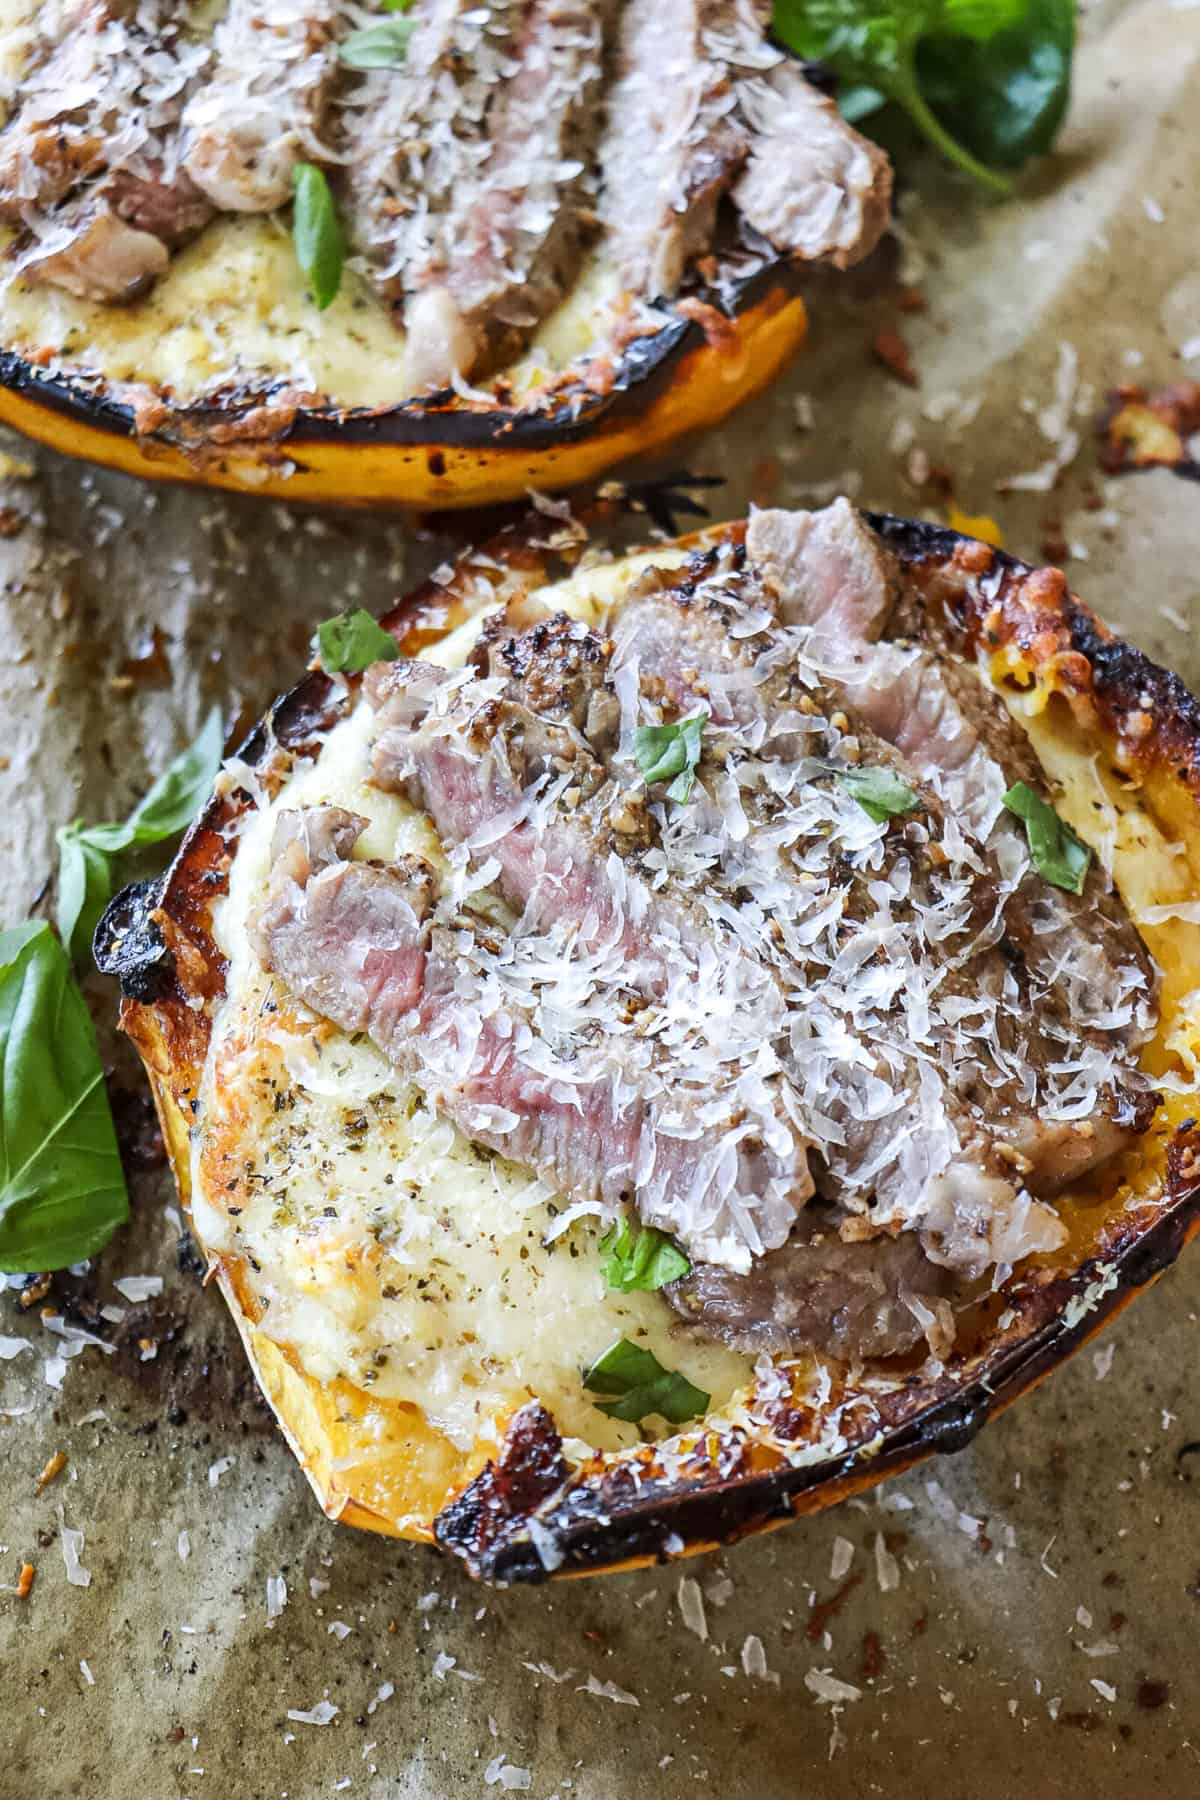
[
  {"xmin": 195, "ymin": 566, "xmax": 749, "ymax": 1453},
  {"xmin": 0, "ymin": 213, "xmax": 622, "ymax": 409}
]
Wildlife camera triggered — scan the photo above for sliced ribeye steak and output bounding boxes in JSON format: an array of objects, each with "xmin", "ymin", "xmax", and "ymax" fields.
[{"xmin": 252, "ymin": 501, "xmax": 1158, "ymax": 1364}]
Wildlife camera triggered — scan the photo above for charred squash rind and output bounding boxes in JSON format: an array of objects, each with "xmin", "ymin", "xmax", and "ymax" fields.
[
  {"xmin": 98, "ymin": 512, "xmax": 1200, "ymax": 1577},
  {"xmin": 0, "ymin": 266, "xmax": 806, "ymax": 509}
]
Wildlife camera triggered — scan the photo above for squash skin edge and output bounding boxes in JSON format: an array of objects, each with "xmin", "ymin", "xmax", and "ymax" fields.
[{"xmin": 0, "ymin": 265, "xmax": 807, "ymax": 508}]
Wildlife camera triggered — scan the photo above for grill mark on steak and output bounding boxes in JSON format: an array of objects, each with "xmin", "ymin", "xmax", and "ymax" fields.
[
  {"xmin": 254, "ymin": 802, "xmax": 815, "ymax": 1264},
  {"xmin": 180, "ymin": 0, "xmax": 344, "ymax": 213}
]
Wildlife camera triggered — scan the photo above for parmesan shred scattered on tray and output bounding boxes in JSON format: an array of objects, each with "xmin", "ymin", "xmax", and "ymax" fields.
[
  {"xmin": 578, "ymin": 1674, "xmax": 639, "ymax": 1706},
  {"xmin": 58, "ymin": 1507, "xmax": 91, "ymax": 1588},
  {"xmin": 484, "ymin": 1757, "xmax": 532, "ymax": 1792},
  {"xmin": 286, "ymin": 1700, "xmax": 338, "ymax": 1726},
  {"xmin": 677, "ymin": 1575, "xmax": 708, "ymax": 1641},
  {"xmin": 805, "ymin": 1669, "xmax": 863, "ymax": 1705}
]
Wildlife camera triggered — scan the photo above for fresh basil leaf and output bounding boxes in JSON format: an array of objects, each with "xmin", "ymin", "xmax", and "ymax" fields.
[
  {"xmin": 55, "ymin": 709, "xmax": 223, "ymax": 963},
  {"xmin": 600, "ymin": 1220, "xmax": 691, "ymax": 1293},
  {"xmin": 291, "ymin": 162, "xmax": 343, "ymax": 310},
  {"xmin": 771, "ymin": 0, "xmax": 1072, "ymax": 191},
  {"xmin": 382, "ymin": 0, "xmax": 414, "ymax": 9},
  {"xmin": 917, "ymin": 0, "xmax": 1073, "ymax": 169},
  {"xmin": 1003, "ymin": 780, "xmax": 1090, "ymax": 893},
  {"xmin": 55, "ymin": 828, "xmax": 116, "ymax": 968},
  {"xmin": 634, "ymin": 711, "xmax": 707, "ymax": 804},
  {"xmin": 316, "ymin": 608, "xmax": 400, "ymax": 675},
  {"xmin": 840, "ymin": 765, "xmax": 920, "ymax": 825},
  {"xmin": 583, "ymin": 1337, "xmax": 710, "ymax": 1426},
  {"xmin": 0, "ymin": 923, "xmax": 128, "ymax": 1273},
  {"xmin": 339, "ymin": 17, "xmax": 416, "ymax": 68},
  {"xmin": 125, "ymin": 706, "xmax": 225, "ymax": 845}
]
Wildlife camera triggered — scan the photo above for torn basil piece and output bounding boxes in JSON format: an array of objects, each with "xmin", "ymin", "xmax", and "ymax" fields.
[
  {"xmin": 634, "ymin": 711, "xmax": 708, "ymax": 804},
  {"xmin": 338, "ymin": 17, "xmax": 416, "ymax": 69},
  {"xmin": 600, "ymin": 1220, "xmax": 691, "ymax": 1293},
  {"xmin": 1003, "ymin": 780, "xmax": 1091, "ymax": 893},
  {"xmin": 840, "ymin": 765, "xmax": 920, "ymax": 825},
  {"xmin": 291, "ymin": 162, "xmax": 343, "ymax": 311},
  {"xmin": 583, "ymin": 1337, "xmax": 710, "ymax": 1426},
  {"xmin": 316, "ymin": 609, "xmax": 400, "ymax": 675}
]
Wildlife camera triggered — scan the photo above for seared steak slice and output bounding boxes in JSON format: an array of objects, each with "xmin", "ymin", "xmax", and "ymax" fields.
[
  {"xmin": 745, "ymin": 503, "xmax": 1159, "ymax": 1197},
  {"xmin": 342, "ymin": 0, "xmax": 519, "ymax": 383},
  {"xmin": 345, "ymin": 0, "xmax": 610, "ymax": 387},
  {"xmin": 596, "ymin": 0, "xmax": 755, "ymax": 299},
  {"xmin": 256, "ymin": 804, "xmax": 814, "ymax": 1267},
  {"xmin": 748, "ymin": 499, "xmax": 896, "ymax": 648},
  {"xmin": 0, "ymin": 0, "xmax": 202, "ymax": 219},
  {"xmin": 670, "ymin": 1207, "xmax": 954, "ymax": 1360},
  {"xmin": 417, "ymin": 0, "xmax": 613, "ymax": 367},
  {"xmin": 15, "ymin": 198, "xmax": 167, "ymax": 300},
  {"xmin": 732, "ymin": 62, "xmax": 892, "ymax": 270},
  {"xmin": 368, "ymin": 653, "xmax": 777, "ymax": 1017},
  {"xmin": 253, "ymin": 816, "xmax": 435, "ymax": 1032},
  {"xmin": 15, "ymin": 161, "xmax": 212, "ymax": 299},
  {"xmin": 0, "ymin": 0, "xmax": 128, "ymax": 216},
  {"xmin": 181, "ymin": 0, "xmax": 343, "ymax": 212},
  {"xmin": 596, "ymin": 522, "xmax": 1155, "ymax": 1278},
  {"xmin": 596, "ymin": 1, "xmax": 890, "ymax": 300},
  {"xmin": 0, "ymin": 0, "xmax": 212, "ymax": 296}
]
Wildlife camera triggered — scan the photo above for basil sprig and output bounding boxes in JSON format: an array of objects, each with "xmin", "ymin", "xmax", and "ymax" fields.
[
  {"xmin": 840, "ymin": 765, "xmax": 919, "ymax": 824},
  {"xmin": 316, "ymin": 609, "xmax": 401, "ymax": 675},
  {"xmin": 56, "ymin": 708, "xmax": 223, "ymax": 963},
  {"xmin": 634, "ymin": 711, "xmax": 708, "ymax": 804},
  {"xmin": 771, "ymin": 0, "xmax": 1074, "ymax": 194},
  {"xmin": 583, "ymin": 1338, "xmax": 710, "ymax": 1426},
  {"xmin": 600, "ymin": 1220, "xmax": 690, "ymax": 1293},
  {"xmin": 0, "ymin": 924, "xmax": 127, "ymax": 1273},
  {"xmin": 292, "ymin": 163, "xmax": 343, "ymax": 311},
  {"xmin": 339, "ymin": 16, "xmax": 416, "ymax": 67},
  {"xmin": 1003, "ymin": 780, "xmax": 1090, "ymax": 893}
]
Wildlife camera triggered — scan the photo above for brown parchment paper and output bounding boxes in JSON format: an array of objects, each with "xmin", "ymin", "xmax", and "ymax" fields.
[{"xmin": 4, "ymin": 4, "xmax": 1200, "ymax": 1795}]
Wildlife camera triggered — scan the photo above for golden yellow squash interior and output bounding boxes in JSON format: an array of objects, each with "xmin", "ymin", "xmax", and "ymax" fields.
[{"xmin": 186, "ymin": 549, "xmax": 1200, "ymax": 1542}]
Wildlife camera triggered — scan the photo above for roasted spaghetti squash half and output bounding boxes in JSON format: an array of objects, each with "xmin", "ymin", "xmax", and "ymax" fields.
[
  {"xmin": 0, "ymin": 1, "xmax": 890, "ymax": 507},
  {"xmin": 99, "ymin": 505, "xmax": 1200, "ymax": 1580}
]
